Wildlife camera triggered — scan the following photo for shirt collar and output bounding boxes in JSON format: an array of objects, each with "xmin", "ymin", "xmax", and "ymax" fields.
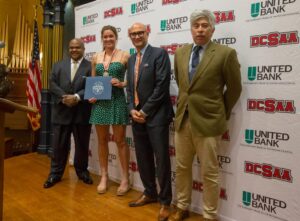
[
  {"xmin": 192, "ymin": 42, "xmax": 209, "ymax": 52},
  {"xmin": 139, "ymin": 44, "xmax": 149, "ymax": 55},
  {"xmin": 71, "ymin": 57, "xmax": 83, "ymax": 65}
]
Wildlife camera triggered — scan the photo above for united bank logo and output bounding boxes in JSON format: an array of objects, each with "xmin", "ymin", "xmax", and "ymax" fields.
[
  {"xmin": 129, "ymin": 48, "xmax": 136, "ymax": 55},
  {"xmin": 244, "ymin": 161, "xmax": 293, "ymax": 182},
  {"xmin": 213, "ymin": 37, "xmax": 236, "ymax": 46},
  {"xmin": 162, "ymin": 0, "xmax": 187, "ymax": 5},
  {"xmin": 241, "ymin": 191, "xmax": 287, "ymax": 218},
  {"xmin": 247, "ymin": 98, "xmax": 296, "ymax": 114},
  {"xmin": 131, "ymin": 0, "xmax": 154, "ymax": 15},
  {"xmin": 160, "ymin": 16, "xmax": 188, "ymax": 32},
  {"xmin": 250, "ymin": 31, "xmax": 299, "ymax": 47},
  {"xmin": 250, "ymin": 0, "xmax": 297, "ymax": 18},
  {"xmin": 126, "ymin": 137, "xmax": 134, "ymax": 148},
  {"xmin": 247, "ymin": 65, "xmax": 294, "ymax": 85},
  {"xmin": 169, "ymin": 145, "xmax": 175, "ymax": 156},
  {"xmin": 214, "ymin": 10, "xmax": 235, "ymax": 24},
  {"xmin": 82, "ymin": 13, "xmax": 98, "ymax": 25},
  {"xmin": 104, "ymin": 7, "xmax": 123, "ymax": 18}
]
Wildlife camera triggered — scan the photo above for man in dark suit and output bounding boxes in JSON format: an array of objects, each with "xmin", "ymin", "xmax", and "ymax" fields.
[
  {"xmin": 44, "ymin": 38, "xmax": 93, "ymax": 188},
  {"xmin": 126, "ymin": 23, "xmax": 174, "ymax": 221},
  {"xmin": 168, "ymin": 10, "xmax": 242, "ymax": 221}
]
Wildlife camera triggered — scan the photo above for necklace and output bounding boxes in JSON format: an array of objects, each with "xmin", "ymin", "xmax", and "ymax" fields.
[{"xmin": 102, "ymin": 49, "xmax": 117, "ymax": 76}]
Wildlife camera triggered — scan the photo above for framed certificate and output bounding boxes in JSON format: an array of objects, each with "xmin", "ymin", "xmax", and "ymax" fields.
[{"xmin": 84, "ymin": 76, "xmax": 112, "ymax": 100}]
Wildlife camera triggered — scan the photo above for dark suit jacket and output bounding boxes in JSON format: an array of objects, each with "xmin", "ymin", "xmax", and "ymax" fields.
[
  {"xmin": 174, "ymin": 41, "xmax": 242, "ymax": 136},
  {"xmin": 50, "ymin": 58, "xmax": 91, "ymax": 125},
  {"xmin": 127, "ymin": 45, "xmax": 174, "ymax": 127}
]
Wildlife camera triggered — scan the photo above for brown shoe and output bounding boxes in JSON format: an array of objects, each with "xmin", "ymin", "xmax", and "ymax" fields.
[
  {"xmin": 168, "ymin": 207, "xmax": 189, "ymax": 221},
  {"xmin": 128, "ymin": 194, "xmax": 157, "ymax": 207},
  {"xmin": 158, "ymin": 205, "xmax": 170, "ymax": 221}
]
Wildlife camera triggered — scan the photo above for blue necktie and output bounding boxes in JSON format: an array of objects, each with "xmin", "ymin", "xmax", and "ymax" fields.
[{"xmin": 189, "ymin": 46, "xmax": 202, "ymax": 82}]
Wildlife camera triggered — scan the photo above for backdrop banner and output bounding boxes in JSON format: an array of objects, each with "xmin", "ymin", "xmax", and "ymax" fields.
[{"xmin": 71, "ymin": 1, "xmax": 300, "ymax": 220}]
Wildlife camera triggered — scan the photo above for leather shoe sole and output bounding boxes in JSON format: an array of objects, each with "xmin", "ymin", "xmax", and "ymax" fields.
[{"xmin": 128, "ymin": 194, "xmax": 157, "ymax": 207}]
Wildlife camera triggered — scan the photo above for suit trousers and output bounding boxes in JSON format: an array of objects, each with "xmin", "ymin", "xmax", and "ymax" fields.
[
  {"xmin": 50, "ymin": 124, "xmax": 91, "ymax": 178},
  {"xmin": 132, "ymin": 122, "xmax": 172, "ymax": 205},
  {"xmin": 175, "ymin": 114, "xmax": 220, "ymax": 220}
]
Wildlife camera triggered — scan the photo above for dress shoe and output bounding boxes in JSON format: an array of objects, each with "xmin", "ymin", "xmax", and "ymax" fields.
[
  {"xmin": 128, "ymin": 194, "xmax": 157, "ymax": 207},
  {"xmin": 78, "ymin": 172, "xmax": 93, "ymax": 185},
  {"xmin": 43, "ymin": 176, "xmax": 61, "ymax": 188},
  {"xmin": 158, "ymin": 205, "xmax": 170, "ymax": 221},
  {"xmin": 168, "ymin": 207, "xmax": 189, "ymax": 221}
]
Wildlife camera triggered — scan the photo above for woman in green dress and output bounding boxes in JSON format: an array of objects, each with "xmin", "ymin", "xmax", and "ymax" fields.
[{"xmin": 89, "ymin": 25, "xmax": 130, "ymax": 196}]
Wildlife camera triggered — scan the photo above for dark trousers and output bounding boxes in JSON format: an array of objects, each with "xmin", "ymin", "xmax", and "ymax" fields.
[
  {"xmin": 49, "ymin": 124, "xmax": 91, "ymax": 178},
  {"xmin": 132, "ymin": 122, "xmax": 172, "ymax": 205}
]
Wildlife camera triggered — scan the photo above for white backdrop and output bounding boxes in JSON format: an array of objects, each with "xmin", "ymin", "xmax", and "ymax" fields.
[{"xmin": 71, "ymin": 1, "xmax": 300, "ymax": 220}]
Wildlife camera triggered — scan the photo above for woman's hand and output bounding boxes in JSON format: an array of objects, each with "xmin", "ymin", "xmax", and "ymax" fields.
[
  {"xmin": 88, "ymin": 97, "xmax": 97, "ymax": 103},
  {"xmin": 111, "ymin": 78, "xmax": 125, "ymax": 88}
]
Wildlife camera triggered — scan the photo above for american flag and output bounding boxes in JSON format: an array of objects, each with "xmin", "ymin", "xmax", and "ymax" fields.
[{"xmin": 26, "ymin": 20, "xmax": 42, "ymax": 131}]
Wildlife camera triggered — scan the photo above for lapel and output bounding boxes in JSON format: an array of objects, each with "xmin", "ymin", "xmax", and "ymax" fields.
[
  {"xmin": 190, "ymin": 41, "xmax": 216, "ymax": 87},
  {"xmin": 137, "ymin": 45, "xmax": 151, "ymax": 86},
  {"xmin": 72, "ymin": 58, "xmax": 86, "ymax": 83},
  {"xmin": 180, "ymin": 44, "xmax": 193, "ymax": 89}
]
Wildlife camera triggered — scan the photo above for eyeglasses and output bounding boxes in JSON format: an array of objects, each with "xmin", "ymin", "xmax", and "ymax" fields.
[{"xmin": 129, "ymin": 31, "xmax": 145, "ymax": 38}]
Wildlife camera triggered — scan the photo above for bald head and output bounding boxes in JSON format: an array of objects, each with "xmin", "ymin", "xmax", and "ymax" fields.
[{"xmin": 128, "ymin": 23, "xmax": 149, "ymax": 51}]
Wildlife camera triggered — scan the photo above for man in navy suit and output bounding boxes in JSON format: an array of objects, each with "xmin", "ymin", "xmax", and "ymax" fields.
[
  {"xmin": 126, "ymin": 23, "xmax": 174, "ymax": 221},
  {"xmin": 44, "ymin": 38, "xmax": 93, "ymax": 188}
]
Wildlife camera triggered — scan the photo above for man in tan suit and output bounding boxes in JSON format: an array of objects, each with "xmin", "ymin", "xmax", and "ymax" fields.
[{"xmin": 168, "ymin": 10, "xmax": 242, "ymax": 221}]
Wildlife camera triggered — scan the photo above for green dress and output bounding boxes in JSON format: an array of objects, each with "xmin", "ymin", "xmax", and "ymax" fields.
[{"xmin": 89, "ymin": 62, "xmax": 129, "ymax": 125}]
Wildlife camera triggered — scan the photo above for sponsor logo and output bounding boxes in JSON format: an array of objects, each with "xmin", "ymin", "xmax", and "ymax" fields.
[
  {"xmin": 246, "ymin": 65, "xmax": 294, "ymax": 85},
  {"xmin": 193, "ymin": 180, "xmax": 227, "ymax": 200},
  {"xmin": 244, "ymin": 161, "xmax": 293, "ymax": 183},
  {"xmin": 240, "ymin": 191, "xmax": 287, "ymax": 220},
  {"xmin": 82, "ymin": 13, "xmax": 98, "ymax": 25},
  {"xmin": 250, "ymin": 0, "xmax": 297, "ymax": 19},
  {"xmin": 171, "ymin": 171, "xmax": 176, "ymax": 184},
  {"xmin": 242, "ymin": 129, "xmax": 292, "ymax": 154},
  {"xmin": 85, "ymin": 52, "xmax": 96, "ymax": 61},
  {"xmin": 108, "ymin": 153, "xmax": 117, "ymax": 163},
  {"xmin": 126, "ymin": 137, "xmax": 135, "ymax": 148},
  {"xmin": 160, "ymin": 16, "xmax": 188, "ymax": 32},
  {"xmin": 213, "ymin": 37, "xmax": 236, "ymax": 45},
  {"xmin": 214, "ymin": 10, "xmax": 235, "ymax": 24},
  {"xmin": 129, "ymin": 48, "xmax": 136, "ymax": 55},
  {"xmin": 170, "ymin": 95, "xmax": 177, "ymax": 106},
  {"xmin": 129, "ymin": 161, "xmax": 139, "ymax": 172},
  {"xmin": 169, "ymin": 121, "xmax": 175, "ymax": 135},
  {"xmin": 162, "ymin": 0, "xmax": 187, "ymax": 5},
  {"xmin": 104, "ymin": 7, "xmax": 123, "ymax": 18},
  {"xmin": 221, "ymin": 130, "xmax": 230, "ymax": 141},
  {"xmin": 247, "ymin": 98, "xmax": 296, "ymax": 114},
  {"xmin": 169, "ymin": 145, "xmax": 175, "ymax": 156},
  {"xmin": 131, "ymin": 0, "xmax": 154, "ymax": 15},
  {"xmin": 218, "ymin": 155, "xmax": 231, "ymax": 169},
  {"xmin": 81, "ymin": 35, "xmax": 96, "ymax": 44},
  {"xmin": 161, "ymin": 43, "xmax": 186, "ymax": 55},
  {"xmin": 250, "ymin": 31, "xmax": 299, "ymax": 47}
]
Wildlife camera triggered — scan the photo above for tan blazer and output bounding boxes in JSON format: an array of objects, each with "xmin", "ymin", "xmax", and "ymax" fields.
[{"xmin": 174, "ymin": 41, "xmax": 242, "ymax": 136}]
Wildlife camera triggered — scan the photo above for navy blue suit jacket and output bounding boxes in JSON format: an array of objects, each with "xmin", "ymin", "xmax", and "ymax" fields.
[{"xmin": 126, "ymin": 45, "xmax": 174, "ymax": 126}]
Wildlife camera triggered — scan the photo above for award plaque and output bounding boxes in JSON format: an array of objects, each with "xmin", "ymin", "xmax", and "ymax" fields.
[{"xmin": 84, "ymin": 76, "xmax": 112, "ymax": 100}]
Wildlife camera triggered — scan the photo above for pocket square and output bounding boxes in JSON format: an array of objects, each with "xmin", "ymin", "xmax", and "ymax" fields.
[{"xmin": 143, "ymin": 63, "xmax": 149, "ymax": 67}]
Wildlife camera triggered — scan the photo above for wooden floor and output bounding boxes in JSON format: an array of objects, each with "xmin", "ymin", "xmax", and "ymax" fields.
[{"xmin": 3, "ymin": 153, "xmax": 204, "ymax": 221}]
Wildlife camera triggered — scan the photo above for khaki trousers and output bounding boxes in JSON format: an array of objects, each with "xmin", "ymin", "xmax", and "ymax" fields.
[{"xmin": 175, "ymin": 114, "xmax": 220, "ymax": 220}]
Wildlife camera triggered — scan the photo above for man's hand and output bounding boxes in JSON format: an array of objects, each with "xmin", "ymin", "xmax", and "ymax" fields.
[
  {"xmin": 62, "ymin": 95, "xmax": 78, "ymax": 107},
  {"xmin": 131, "ymin": 110, "xmax": 146, "ymax": 123}
]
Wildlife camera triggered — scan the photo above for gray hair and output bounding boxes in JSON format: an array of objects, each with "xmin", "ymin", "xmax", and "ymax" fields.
[{"xmin": 190, "ymin": 9, "xmax": 216, "ymax": 29}]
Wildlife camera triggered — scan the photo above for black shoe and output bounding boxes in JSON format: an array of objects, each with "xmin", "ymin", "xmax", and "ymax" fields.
[
  {"xmin": 43, "ymin": 176, "xmax": 61, "ymax": 188},
  {"xmin": 78, "ymin": 172, "xmax": 93, "ymax": 184}
]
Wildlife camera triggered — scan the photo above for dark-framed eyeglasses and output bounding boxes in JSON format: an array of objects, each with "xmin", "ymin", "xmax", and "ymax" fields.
[{"xmin": 129, "ymin": 31, "xmax": 145, "ymax": 38}]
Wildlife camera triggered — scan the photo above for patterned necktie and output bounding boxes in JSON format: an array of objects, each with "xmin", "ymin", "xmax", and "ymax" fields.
[
  {"xmin": 189, "ymin": 46, "xmax": 202, "ymax": 82},
  {"xmin": 134, "ymin": 52, "xmax": 141, "ymax": 106},
  {"xmin": 71, "ymin": 61, "xmax": 78, "ymax": 81}
]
